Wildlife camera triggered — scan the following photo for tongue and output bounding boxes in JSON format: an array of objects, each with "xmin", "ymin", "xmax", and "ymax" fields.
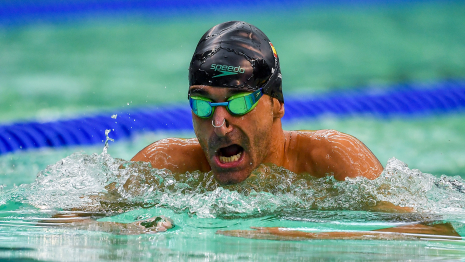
[{"xmin": 220, "ymin": 145, "xmax": 242, "ymax": 157}]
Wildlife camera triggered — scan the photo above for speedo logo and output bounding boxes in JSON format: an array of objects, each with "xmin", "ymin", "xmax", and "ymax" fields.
[{"xmin": 210, "ymin": 64, "xmax": 245, "ymax": 78}]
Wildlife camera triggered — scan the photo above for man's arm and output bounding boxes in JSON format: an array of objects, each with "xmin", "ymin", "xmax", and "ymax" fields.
[
  {"xmin": 217, "ymin": 221, "xmax": 461, "ymax": 241},
  {"xmin": 40, "ymin": 213, "xmax": 173, "ymax": 235},
  {"xmin": 295, "ymin": 130, "xmax": 383, "ymax": 181},
  {"xmin": 131, "ymin": 138, "xmax": 210, "ymax": 174},
  {"xmin": 37, "ymin": 138, "xmax": 199, "ymax": 234}
]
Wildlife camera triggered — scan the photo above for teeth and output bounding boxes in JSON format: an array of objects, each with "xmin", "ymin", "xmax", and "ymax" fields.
[{"xmin": 219, "ymin": 151, "xmax": 242, "ymax": 163}]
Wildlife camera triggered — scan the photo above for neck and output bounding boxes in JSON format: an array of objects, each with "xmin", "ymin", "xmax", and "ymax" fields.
[{"xmin": 263, "ymin": 119, "xmax": 288, "ymax": 167}]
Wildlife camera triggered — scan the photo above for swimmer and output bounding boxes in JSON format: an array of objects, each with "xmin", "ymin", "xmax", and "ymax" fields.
[
  {"xmin": 128, "ymin": 21, "xmax": 459, "ymax": 239},
  {"xmin": 133, "ymin": 21, "xmax": 383, "ymax": 185}
]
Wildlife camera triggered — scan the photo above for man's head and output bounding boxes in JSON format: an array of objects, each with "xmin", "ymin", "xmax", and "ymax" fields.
[
  {"xmin": 188, "ymin": 21, "xmax": 285, "ymax": 185},
  {"xmin": 189, "ymin": 21, "xmax": 283, "ymax": 102}
]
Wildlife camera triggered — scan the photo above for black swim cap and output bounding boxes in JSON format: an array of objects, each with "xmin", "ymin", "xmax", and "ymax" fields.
[{"xmin": 189, "ymin": 21, "xmax": 283, "ymax": 103}]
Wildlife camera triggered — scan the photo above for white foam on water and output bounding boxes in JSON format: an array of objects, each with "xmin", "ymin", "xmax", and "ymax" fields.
[{"xmin": 2, "ymin": 149, "xmax": 464, "ymax": 219}]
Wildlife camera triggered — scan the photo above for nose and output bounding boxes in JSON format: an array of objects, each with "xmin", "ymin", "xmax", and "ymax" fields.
[{"xmin": 211, "ymin": 106, "xmax": 233, "ymax": 137}]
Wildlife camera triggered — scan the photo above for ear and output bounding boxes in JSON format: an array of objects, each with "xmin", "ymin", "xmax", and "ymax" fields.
[{"xmin": 272, "ymin": 98, "xmax": 285, "ymax": 119}]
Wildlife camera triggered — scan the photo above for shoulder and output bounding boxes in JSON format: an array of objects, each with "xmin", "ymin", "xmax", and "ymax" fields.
[
  {"xmin": 290, "ymin": 130, "xmax": 382, "ymax": 180},
  {"xmin": 290, "ymin": 129, "xmax": 352, "ymax": 153},
  {"xmin": 131, "ymin": 138, "xmax": 210, "ymax": 173},
  {"xmin": 303, "ymin": 129, "xmax": 360, "ymax": 149}
]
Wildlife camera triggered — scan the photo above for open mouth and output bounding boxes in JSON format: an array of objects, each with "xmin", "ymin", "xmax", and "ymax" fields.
[{"xmin": 217, "ymin": 144, "xmax": 244, "ymax": 164}]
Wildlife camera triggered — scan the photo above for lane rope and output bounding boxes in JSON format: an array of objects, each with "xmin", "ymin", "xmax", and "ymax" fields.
[{"xmin": 0, "ymin": 80, "xmax": 464, "ymax": 155}]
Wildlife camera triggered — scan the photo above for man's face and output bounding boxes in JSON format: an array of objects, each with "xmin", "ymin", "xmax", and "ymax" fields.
[{"xmin": 189, "ymin": 85, "xmax": 277, "ymax": 185}]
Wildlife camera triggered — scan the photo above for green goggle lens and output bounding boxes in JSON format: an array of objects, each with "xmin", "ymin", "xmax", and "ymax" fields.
[
  {"xmin": 191, "ymin": 98, "xmax": 212, "ymax": 117},
  {"xmin": 189, "ymin": 88, "xmax": 263, "ymax": 118}
]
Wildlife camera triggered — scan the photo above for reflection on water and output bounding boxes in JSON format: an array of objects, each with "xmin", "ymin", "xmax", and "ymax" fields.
[{"xmin": 1, "ymin": 149, "xmax": 465, "ymax": 261}]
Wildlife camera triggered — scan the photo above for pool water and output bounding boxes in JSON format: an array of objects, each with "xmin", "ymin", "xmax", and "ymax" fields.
[
  {"xmin": 1, "ymin": 1, "xmax": 464, "ymax": 123},
  {"xmin": 1, "ymin": 1, "xmax": 465, "ymax": 261},
  {"xmin": 1, "ymin": 115, "xmax": 465, "ymax": 261},
  {"xmin": 2, "ymin": 207, "xmax": 465, "ymax": 261}
]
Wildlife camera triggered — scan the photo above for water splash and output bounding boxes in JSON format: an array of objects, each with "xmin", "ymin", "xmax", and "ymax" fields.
[
  {"xmin": 1, "ymin": 149, "xmax": 464, "ymax": 219},
  {"xmin": 102, "ymin": 129, "xmax": 114, "ymax": 155}
]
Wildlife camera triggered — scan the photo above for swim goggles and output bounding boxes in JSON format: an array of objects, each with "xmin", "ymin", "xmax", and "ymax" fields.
[{"xmin": 189, "ymin": 88, "xmax": 263, "ymax": 118}]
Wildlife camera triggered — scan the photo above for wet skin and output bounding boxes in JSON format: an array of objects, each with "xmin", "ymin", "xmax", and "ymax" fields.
[{"xmin": 132, "ymin": 85, "xmax": 384, "ymax": 184}]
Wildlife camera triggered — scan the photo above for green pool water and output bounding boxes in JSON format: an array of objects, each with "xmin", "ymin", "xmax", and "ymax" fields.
[
  {"xmin": 2, "ymin": 207, "xmax": 464, "ymax": 261},
  {"xmin": 1, "ymin": 1, "xmax": 465, "ymax": 261}
]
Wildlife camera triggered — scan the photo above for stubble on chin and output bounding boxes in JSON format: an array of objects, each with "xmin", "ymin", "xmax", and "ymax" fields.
[{"xmin": 213, "ymin": 169, "xmax": 251, "ymax": 185}]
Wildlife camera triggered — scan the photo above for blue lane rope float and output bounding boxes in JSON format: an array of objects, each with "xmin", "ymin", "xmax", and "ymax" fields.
[
  {"xmin": 0, "ymin": 0, "xmax": 421, "ymax": 25},
  {"xmin": 0, "ymin": 80, "xmax": 464, "ymax": 155},
  {"xmin": 283, "ymin": 80, "xmax": 465, "ymax": 121}
]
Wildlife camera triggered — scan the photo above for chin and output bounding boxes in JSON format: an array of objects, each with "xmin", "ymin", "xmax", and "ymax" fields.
[{"xmin": 213, "ymin": 170, "xmax": 250, "ymax": 185}]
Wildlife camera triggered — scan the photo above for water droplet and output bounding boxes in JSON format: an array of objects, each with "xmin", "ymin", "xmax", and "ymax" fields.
[{"xmin": 103, "ymin": 129, "xmax": 114, "ymax": 154}]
